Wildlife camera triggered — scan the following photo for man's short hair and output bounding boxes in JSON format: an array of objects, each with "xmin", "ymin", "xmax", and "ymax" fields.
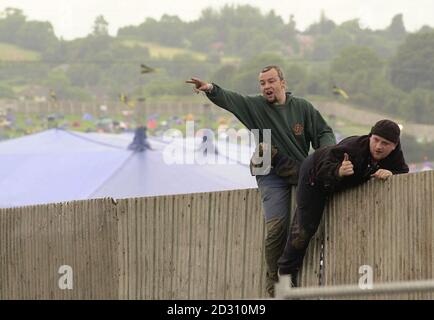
[{"xmin": 261, "ymin": 65, "xmax": 285, "ymax": 81}]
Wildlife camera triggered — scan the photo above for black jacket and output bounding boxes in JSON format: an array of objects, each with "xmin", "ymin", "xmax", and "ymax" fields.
[{"xmin": 313, "ymin": 135, "xmax": 409, "ymax": 192}]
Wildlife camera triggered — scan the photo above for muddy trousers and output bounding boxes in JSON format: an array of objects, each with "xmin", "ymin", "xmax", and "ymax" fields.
[
  {"xmin": 256, "ymin": 171, "xmax": 293, "ymax": 297},
  {"xmin": 277, "ymin": 154, "xmax": 327, "ymax": 277}
]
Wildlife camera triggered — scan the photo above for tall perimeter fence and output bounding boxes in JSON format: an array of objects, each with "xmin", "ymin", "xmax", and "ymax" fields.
[
  {"xmin": 3, "ymin": 99, "xmax": 434, "ymax": 141},
  {"xmin": 0, "ymin": 100, "xmax": 218, "ymax": 118},
  {"xmin": 0, "ymin": 171, "xmax": 433, "ymax": 299}
]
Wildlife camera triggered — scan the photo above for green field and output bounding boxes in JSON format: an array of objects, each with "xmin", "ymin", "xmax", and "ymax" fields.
[
  {"xmin": 120, "ymin": 39, "xmax": 240, "ymax": 64},
  {"xmin": 121, "ymin": 39, "xmax": 207, "ymax": 61},
  {"xmin": 0, "ymin": 42, "xmax": 40, "ymax": 61}
]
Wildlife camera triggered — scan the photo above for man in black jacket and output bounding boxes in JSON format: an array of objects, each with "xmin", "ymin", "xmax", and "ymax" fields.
[{"xmin": 277, "ymin": 119, "xmax": 409, "ymax": 286}]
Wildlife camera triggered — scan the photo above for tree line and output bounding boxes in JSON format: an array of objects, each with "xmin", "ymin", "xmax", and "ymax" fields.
[{"xmin": 0, "ymin": 5, "xmax": 434, "ymax": 124}]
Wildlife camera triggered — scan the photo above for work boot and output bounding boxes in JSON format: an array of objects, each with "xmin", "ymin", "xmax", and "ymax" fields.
[
  {"xmin": 278, "ymin": 269, "xmax": 299, "ymax": 287},
  {"xmin": 275, "ymin": 270, "xmax": 297, "ymax": 298}
]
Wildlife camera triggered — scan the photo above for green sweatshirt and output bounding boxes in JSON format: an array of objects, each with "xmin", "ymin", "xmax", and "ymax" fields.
[{"xmin": 206, "ymin": 84, "xmax": 336, "ymax": 162}]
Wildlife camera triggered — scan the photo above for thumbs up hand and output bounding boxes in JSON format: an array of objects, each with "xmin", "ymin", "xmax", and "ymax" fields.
[{"xmin": 338, "ymin": 153, "xmax": 354, "ymax": 177}]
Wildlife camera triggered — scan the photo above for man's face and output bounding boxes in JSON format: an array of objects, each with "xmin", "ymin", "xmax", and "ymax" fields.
[
  {"xmin": 259, "ymin": 68, "xmax": 286, "ymax": 103},
  {"xmin": 369, "ymin": 134, "xmax": 397, "ymax": 161}
]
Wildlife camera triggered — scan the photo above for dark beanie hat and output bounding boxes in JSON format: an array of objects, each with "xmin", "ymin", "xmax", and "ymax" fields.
[{"xmin": 370, "ymin": 119, "xmax": 400, "ymax": 144}]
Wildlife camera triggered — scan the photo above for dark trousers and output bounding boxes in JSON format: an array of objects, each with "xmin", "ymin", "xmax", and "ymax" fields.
[{"xmin": 277, "ymin": 153, "xmax": 327, "ymax": 277}]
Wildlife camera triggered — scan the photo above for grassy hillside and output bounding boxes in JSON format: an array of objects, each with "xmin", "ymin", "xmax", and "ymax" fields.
[
  {"xmin": 121, "ymin": 39, "xmax": 207, "ymax": 60},
  {"xmin": 0, "ymin": 43, "xmax": 41, "ymax": 61},
  {"xmin": 120, "ymin": 39, "xmax": 240, "ymax": 64}
]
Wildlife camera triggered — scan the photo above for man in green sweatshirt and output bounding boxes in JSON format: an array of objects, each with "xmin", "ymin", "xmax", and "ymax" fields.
[{"xmin": 186, "ymin": 65, "xmax": 336, "ymax": 297}]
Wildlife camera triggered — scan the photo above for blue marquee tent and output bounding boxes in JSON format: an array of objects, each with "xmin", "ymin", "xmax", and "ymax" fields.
[{"xmin": 0, "ymin": 129, "xmax": 257, "ymax": 208}]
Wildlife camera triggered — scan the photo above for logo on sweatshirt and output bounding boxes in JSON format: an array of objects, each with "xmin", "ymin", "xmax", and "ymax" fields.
[{"xmin": 293, "ymin": 123, "xmax": 304, "ymax": 136}]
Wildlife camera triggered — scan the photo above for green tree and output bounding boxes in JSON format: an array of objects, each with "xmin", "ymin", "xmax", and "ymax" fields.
[
  {"xmin": 331, "ymin": 46, "xmax": 386, "ymax": 109},
  {"xmin": 211, "ymin": 64, "xmax": 238, "ymax": 87},
  {"xmin": 0, "ymin": 8, "xmax": 26, "ymax": 43},
  {"xmin": 284, "ymin": 63, "xmax": 308, "ymax": 94},
  {"xmin": 16, "ymin": 21, "xmax": 57, "ymax": 51},
  {"xmin": 390, "ymin": 31, "xmax": 434, "ymax": 91},
  {"xmin": 189, "ymin": 27, "xmax": 217, "ymax": 52},
  {"xmin": 93, "ymin": 15, "xmax": 109, "ymax": 37},
  {"xmin": 305, "ymin": 11, "xmax": 336, "ymax": 35},
  {"xmin": 386, "ymin": 14, "xmax": 406, "ymax": 41},
  {"xmin": 231, "ymin": 52, "xmax": 286, "ymax": 94},
  {"xmin": 418, "ymin": 25, "xmax": 434, "ymax": 33},
  {"xmin": 331, "ymin": 46, "xmax": 383, "ymax": 75},
  {"xmin": 400, "ymin": 89, "xmax": 434, "ymax": 124},
  {"xmin": 302, "ymin": 68, "xmax": 329, "ymax": 96},
  {"xmin": 309, "ymin": 27, "xmax": 354, "ymax": 61}
]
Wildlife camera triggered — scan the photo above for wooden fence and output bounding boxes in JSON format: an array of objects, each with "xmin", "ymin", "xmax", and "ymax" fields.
[
  {"xmin": 323, "ymin": 171, "xmax": 434, "ymax": 299},
  {"xmin": 0, "ymin": 171, "xmax": 433, "ymax": 299}
]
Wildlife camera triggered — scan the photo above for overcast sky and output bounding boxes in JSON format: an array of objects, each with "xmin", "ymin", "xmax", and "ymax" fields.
[{"xmin": 1, "ymin": 0, "xmax": 433, "ymax": 40}]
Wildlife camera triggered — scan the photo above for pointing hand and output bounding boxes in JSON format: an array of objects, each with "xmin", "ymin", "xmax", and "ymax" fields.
[{"xmin": 186, "ymin": 78, "xmax": 212, "ymax": 94}]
